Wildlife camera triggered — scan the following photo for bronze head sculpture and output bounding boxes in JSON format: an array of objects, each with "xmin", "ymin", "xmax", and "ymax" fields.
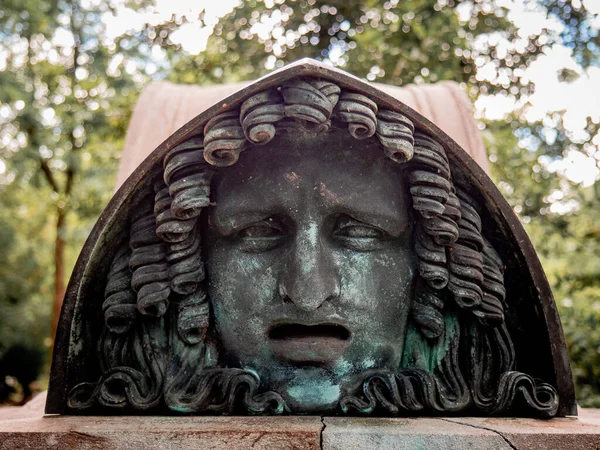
[{"xmin": 47, "ymin": 60, "xmax": 576, "ymax": 417}]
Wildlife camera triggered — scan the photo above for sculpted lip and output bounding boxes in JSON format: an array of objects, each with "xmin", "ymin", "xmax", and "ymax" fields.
[{"xmin": 267, "ymin": 322, "xmax": 351, "ymax": 365}]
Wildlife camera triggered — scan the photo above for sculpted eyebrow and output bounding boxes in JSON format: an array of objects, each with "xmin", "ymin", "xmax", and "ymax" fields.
[
  {"xmin": 337, "ymin": 205, "xmax": 409, "ymax": 236},
  {"xmin": 212, "ymin": 208, "xmax": 281, "ymax": 234}
]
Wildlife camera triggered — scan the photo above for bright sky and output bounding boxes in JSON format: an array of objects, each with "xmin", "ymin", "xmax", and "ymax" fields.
[{"xmin": 102, "ymin": 0, "xmax": 239, "ymax": 53}]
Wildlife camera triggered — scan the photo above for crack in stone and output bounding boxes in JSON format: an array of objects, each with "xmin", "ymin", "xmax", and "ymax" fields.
[
  {"xmin": 250, "ymin": 432, "xmax": 267, "ymax": 448},
  {"xmin": 440, "ymin": 418, "xmax": 517, "ymax": 450},
  {"xmin": 320, "ymin": 415, "xmax": 326, "ymax": 450}
]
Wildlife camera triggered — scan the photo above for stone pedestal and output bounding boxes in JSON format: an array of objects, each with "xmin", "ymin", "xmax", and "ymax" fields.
[
  {"xmin": 2, "ymin": 396, "xmax": 600, "ymax": 450},
  {"xmin": 0, "ymin": 415, "xmax": 323, "ymax": 450},
  {"xmin": 322, "ymin": 416, "xmax": 600, "ymax": 449}
]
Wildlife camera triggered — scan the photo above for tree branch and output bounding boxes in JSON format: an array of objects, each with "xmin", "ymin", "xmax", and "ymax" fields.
[
  {"xmin": 64, "ymin": 0, "xmax": 82, "ymax": 197},
  {"xmin": 39, "ymin": 158, "xmax": 60, "ymax": 193},
  {"xmin": 65, "ymin": 167, "xmax": 74, "ymax": 195}
]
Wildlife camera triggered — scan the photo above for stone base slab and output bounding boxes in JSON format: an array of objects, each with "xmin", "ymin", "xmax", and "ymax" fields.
[
  {"xmin": 322, "ymin": 416, "xmax": 600, "ymax": 449},
  {"xmin": 0, "ymin": 415, "xmax": 323, "ymax": 450},
  {"xmin": 2, "ymin": 395, "xmax": 600, "ymax": 450},
  {"xmin": 2, "ymin": 414, "xmax": 600, "ymax": 450}
]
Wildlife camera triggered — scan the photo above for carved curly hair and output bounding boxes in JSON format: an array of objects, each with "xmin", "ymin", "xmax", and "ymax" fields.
[{"xmin": 68, "ymin": 77, "xmax": 558, "ymax": 417}]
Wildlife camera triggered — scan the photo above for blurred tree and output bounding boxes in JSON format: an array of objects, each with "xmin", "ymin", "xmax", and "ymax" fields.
[
  {"xmin": 0, "ymin": 0, "xmax": 144, "ymax": 343},
  {"xmin": 0, "ymin": 0, "xmax": 149, "ymax": 397}
]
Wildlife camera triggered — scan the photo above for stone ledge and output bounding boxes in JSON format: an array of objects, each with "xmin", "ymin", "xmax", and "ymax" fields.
[
  {"xmin": 322, "ymin": 417, "xmax": 509, "ymax": 449},
  {"xmin": 323, "ymin": 416, "xmax": 600, "ymax": 450},
  {"xmin": 2, "ymin": 396, "xmax": 600, "ymax": 450},
  {"xmin": 2, "ymin": 415, "xmax": 600, "ymax": 450},
  {"xmin": 0, "ymin": 415, "xmax": 324, "ymax": 450},
  {"xmin": 447, "ymin": 416, "xmax": 600, "ymax": 449}
]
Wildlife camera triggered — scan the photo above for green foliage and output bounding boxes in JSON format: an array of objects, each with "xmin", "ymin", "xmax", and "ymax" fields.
[
  {"xmin": 0, "ymin": 182, "xmax": 52, "ymax": 356},
  {"xmin": 0, "ymin": 0, "xmax": 141, "ymax": 401},
  {"xmin": 0, "ymin": 175, "xmax": 54, "ymax": 401},
  {"xmin": 528, "ymin": 187, "xmax": 600, "ymax": 407}
]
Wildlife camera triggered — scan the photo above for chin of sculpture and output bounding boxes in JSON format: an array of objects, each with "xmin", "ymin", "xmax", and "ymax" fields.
[{"xmin": 47, "ymin": 60, "xmax": 576, "ymax": 418}]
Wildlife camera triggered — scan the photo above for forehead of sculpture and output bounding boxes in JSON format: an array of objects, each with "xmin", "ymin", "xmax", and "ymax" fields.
[{"xmin": 208, "ymin": 128, "xmax": 411, "ymax": 237}]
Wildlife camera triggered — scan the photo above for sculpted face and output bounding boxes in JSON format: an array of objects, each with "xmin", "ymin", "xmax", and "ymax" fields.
[
  {"xmin": 205, "ymin": 129, "xmax": 417, "ymax": 412},
  {"xmin": 60, "ymin": 73, "xmax": 561, "ymax": 419}
]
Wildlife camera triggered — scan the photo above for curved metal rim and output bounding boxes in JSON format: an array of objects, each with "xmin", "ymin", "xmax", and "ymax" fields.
[{"xmin": 47, "ymin": 59, "xmax": 576, "ymax": 415}]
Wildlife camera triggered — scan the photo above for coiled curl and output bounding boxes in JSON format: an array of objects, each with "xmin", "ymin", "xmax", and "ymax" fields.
[
  {"xmin": 163, "ymin": 135, "xmax": 212, "ymax": 220},
  {"xmin": 152, "ymin": 178, "xmax": 204, "ymax": 296},
  {"xmin": 281, "ymin": 79, "xmax": 340, "ymax": 131},
  {"xmin": 403, "ymin": 133, "xmax": 459, "ymax": 293},
  {"xmin": 414, "ymin": 226, "xmax": 449, "ymax": 290},
  {"xmin": 239, "ymin": 80, "xmax": 341, "ymax": 145},
  {"xmin": 241, "ymin": 89, "xmax": 285, "ymax": 145},
  {"xmin": 406, "ymin": 133, "xmax": 451, "ymax": 218},
  {"xmin": 154, "ymin": 181, "xmax": 195, "ymax": 243},
  {"xmin": 334, "ymin": 91, "xmax": 378, "ymax": 139},
  {"xmin": 166, "ymin": 223, "xmax": 204, "ymax": 296},
  {"xmin": 475, "ymin": 240, "xmax": 507, "ymax": 325},
  {"xmin": 129, "ymin": 199, "xmax": 170, "ymax": 317},
  {"xmin": 102, "ymin": 246, "xmax": 137, "ymax": 334},
  {"xmin": 203, "ymin": 110, "xmax": 246, "ymax": 167},
  {"xmin": 447, "ymin": 191, "xmax": 484, "ymax": 310},
  {"xmin": 376, "ymin": 109, "xmax": 415, "ymax": 163}
]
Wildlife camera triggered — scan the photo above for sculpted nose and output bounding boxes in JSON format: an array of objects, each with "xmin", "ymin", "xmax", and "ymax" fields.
[{"xmin": 279, "ymin": 229, "xmax": 340, "ymax": 311}]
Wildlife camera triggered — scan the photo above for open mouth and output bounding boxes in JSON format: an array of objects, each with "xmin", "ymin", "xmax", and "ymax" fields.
[
  {"xmin": 267, "ymin": 323, "xmax": 351, "ymax": 365},
  {"xmin": 268, "ymin": 323, "xmax": 350, "ymax": 341}
]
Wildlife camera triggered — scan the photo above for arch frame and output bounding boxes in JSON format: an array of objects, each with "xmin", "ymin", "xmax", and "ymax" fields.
[{"xmin": 46, "ymin": 59, "xmax": 576, "ymax": 416}]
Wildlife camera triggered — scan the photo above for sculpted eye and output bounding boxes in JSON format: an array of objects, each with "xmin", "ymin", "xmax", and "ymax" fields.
[
  {"xmin": 237, "ymin": 219, "xmax": 286, "ymax": 253},
  {"xmin": 333, "ymin": 216, "xmax": 388, "ymax": 251},
  {"xmin": 336, "ymin": 225, "xmax": 382, "ymax": 239},
  {"xmin": 238, "ymin": 223, "xmax": 282, "ymax": 238}
]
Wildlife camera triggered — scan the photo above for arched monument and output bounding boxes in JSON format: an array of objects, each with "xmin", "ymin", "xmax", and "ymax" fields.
[{"xmin": 46, "ymin": 59, "xmax": 576, "ymax": 418}]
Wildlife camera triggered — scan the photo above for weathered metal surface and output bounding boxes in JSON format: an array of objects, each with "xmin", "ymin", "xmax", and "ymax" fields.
[{"xmin": 47, "ymin": 59, "xmax": 576, "ymax": 417}]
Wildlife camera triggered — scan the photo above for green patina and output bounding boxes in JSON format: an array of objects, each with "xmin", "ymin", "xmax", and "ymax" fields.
[
  {"xmin": 401, "ymin": 311, "xmax": 460, "ymax": 372},
  {"xmin": 286, "ymin": 375, "xmax": 341, "ymax": 407}
]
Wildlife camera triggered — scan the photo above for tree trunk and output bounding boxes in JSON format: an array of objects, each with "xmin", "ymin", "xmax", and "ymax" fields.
[{"xmin": 51, "ymin": 208, "xmax": 66, "ymax": 342}]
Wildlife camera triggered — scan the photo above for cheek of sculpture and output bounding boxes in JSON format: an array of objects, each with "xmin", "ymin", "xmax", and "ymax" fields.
[{"xmin": 205, "ymin": 132, "xmax": 417, "ymax": 411}]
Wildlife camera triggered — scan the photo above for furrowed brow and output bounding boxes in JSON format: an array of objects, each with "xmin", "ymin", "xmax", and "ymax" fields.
[{"xmin": 335, "ymin": 201, "xmax": 410, "ymax": 236}]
